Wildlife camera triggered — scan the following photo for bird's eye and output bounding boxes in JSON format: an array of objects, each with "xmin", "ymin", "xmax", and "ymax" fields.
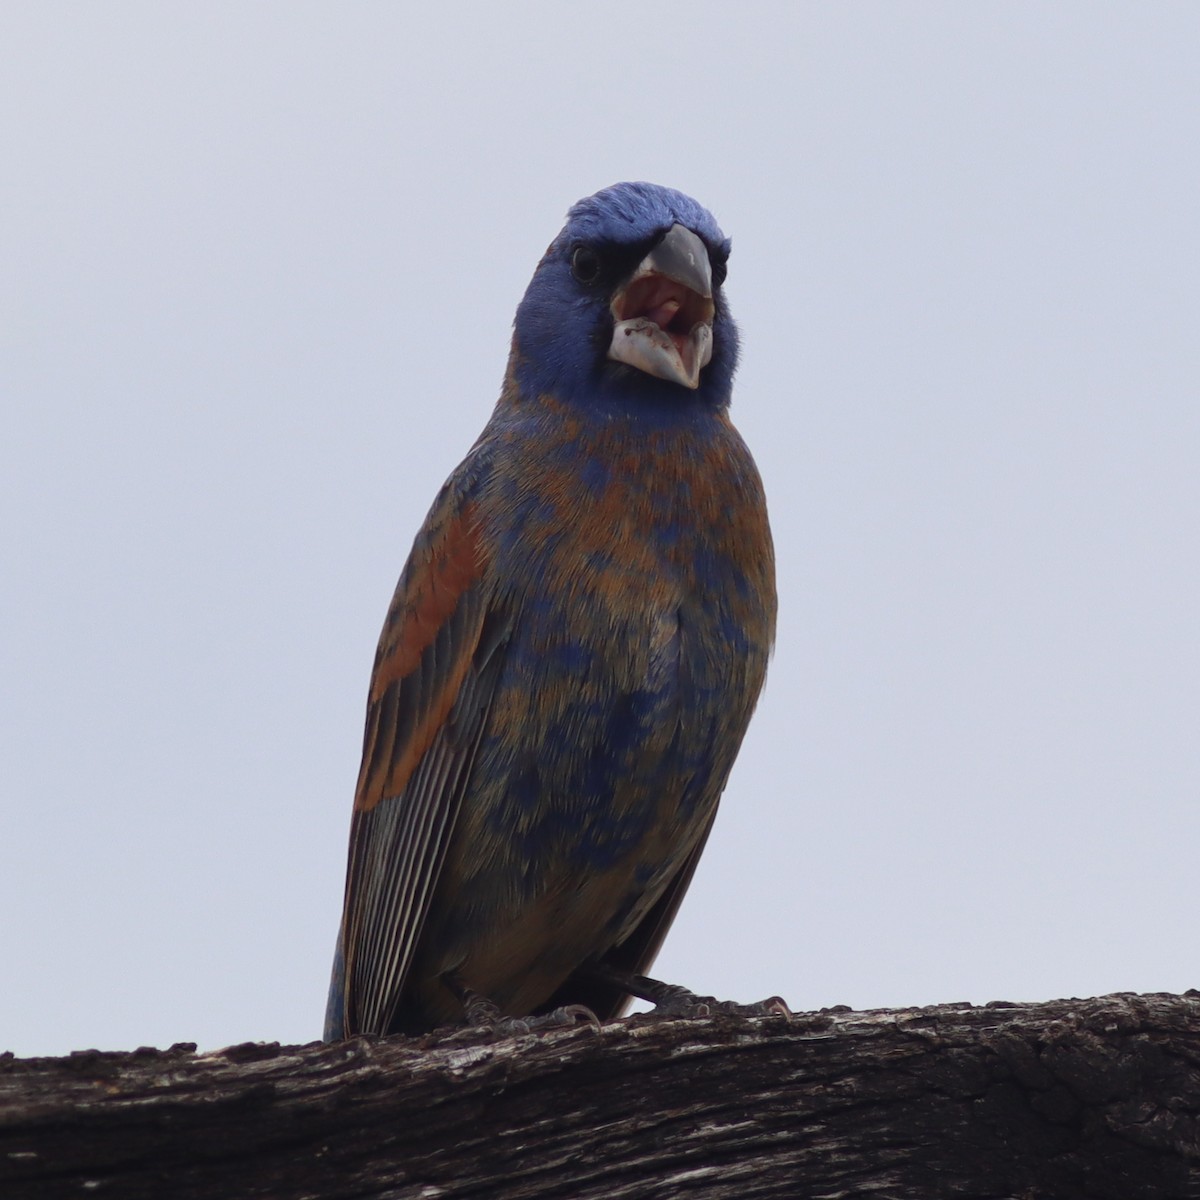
[{"xmin": 571, "ymin": 245, "xmax": 602, "ymax": 285}]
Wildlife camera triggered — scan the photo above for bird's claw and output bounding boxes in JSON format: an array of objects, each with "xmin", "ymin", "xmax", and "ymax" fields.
[
  {"xmin": 583, "ymin": 965, "xmax": 791, "ymax": 1022},
  {"xmin": 464, "ymin": 993, "xmax": 600, "ymax": 1036},
  {"xmin": 651, "ymin": 986, "xmax": 792, "ymax": 1021},
  {"xmin": 463, "ymin": 992, "xmax": 504, "ymax": 1027},
  {"xmin": 748, "ymin": 994, "xmax": 792, "ymax": 1018},
  {"xmin": 531, "ymin": 1003, "xmax": 603, "ymax": 1032}
]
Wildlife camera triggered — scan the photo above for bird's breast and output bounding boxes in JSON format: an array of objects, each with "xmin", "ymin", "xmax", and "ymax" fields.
[
  {"xmin": 411, "ymin": 402, "xmax": 775, "ymax": 1013},
  {"xmin": 475, "ymin": 404, "xmax": 775, "ymax": 823},
  {"xmin": 490, "ymin": 403, "xmax": 772, "ymax": 618}
]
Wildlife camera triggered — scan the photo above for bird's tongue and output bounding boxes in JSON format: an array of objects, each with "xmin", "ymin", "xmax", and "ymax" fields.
[
  {"xmin": 643, "ymin": 297, "xmax": 682, "ymax": 329},
  {"xmin": 626, "ymin": 276, "xmax": 688, "ymax": 350}
]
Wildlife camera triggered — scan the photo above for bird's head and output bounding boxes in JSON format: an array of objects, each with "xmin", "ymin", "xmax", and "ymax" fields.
[{"xmin": 511, "ymin": 182, "xmax": 739, "ymax": 414}]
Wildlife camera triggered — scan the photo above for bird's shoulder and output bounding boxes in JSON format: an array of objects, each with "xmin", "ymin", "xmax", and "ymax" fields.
[{"xmin": 355, "ymin": 440, "xmax": 501, "ymax": 812}]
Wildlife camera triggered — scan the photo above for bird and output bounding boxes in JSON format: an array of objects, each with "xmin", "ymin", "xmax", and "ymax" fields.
[{"xmin": 324, "ymin": 182, "xmax": 777, "ymax": 1040}]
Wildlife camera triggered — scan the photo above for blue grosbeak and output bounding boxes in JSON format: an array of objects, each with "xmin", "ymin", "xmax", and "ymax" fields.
[{"xmin": 325, "ymin": 182, "xmax": 776, "ymax": 1038}]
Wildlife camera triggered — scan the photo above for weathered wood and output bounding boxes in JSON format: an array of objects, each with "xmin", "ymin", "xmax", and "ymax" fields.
[{"xmin": 2, "ymin": 992, "xmax": 1199, "ymax": 1199}]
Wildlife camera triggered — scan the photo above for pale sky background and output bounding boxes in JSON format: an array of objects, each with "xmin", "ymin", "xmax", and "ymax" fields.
[{"xmin": 3, "ymin": 4, "xmax": 1197, "ymax": 1058}]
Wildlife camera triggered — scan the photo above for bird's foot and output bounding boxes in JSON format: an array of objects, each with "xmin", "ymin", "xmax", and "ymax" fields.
[
  {"xmin": 587, "ymin": 963, "xmax": 791, "ymax": 1020},
  {"xmin": 643, "ymin": 981, "xmax": 792, "ymax": 1019},
  {"xmin": 462, "ymin": 989, "xmax": 599, "ymax": 1035},
  {"xmin": 517, "ymin": 1003, "xmax": 602, "ymax": 1033}
]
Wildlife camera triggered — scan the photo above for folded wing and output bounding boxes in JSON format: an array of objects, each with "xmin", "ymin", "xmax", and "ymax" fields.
[{"xmin": 331, "ymin": 471, "xmax": 510, "ymax": 1037}]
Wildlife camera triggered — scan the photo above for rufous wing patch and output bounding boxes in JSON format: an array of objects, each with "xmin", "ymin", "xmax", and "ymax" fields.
[{"xmin": 355, "ymin": 501, "xmax": 488, "ymax": 812}]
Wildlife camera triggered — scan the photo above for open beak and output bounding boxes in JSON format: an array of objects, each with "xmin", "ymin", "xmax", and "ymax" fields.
[{"xmin": 607, "ymin": 223, "xmax": 715, "ymax": 389}]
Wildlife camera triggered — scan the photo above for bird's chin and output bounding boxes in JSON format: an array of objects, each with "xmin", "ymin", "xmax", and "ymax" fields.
[{"xmin": 608, "ymin": 318, "xmax": 713, "ymax": 389}]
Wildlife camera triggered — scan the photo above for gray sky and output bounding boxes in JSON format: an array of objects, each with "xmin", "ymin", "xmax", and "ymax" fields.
[{"xmin": 3, "ymin": 3, "xmax": 1197, "ymax": 1058}]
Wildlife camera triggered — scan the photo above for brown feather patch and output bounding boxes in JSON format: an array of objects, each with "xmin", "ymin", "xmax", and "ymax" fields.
[{"xmin": 354, "ymin": 503, "xmax": 487, "ymax": 812}]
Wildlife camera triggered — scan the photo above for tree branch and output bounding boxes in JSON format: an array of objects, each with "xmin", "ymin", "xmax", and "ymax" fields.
[{"xmin": 3, "ymin": 992, "xmax": 1199, "ymax": 1198}]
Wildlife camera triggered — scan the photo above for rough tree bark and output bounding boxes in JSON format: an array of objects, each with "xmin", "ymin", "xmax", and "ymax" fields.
[{"xmin": 2, "ymin": 992, "xmax": 1199, "ymax": 1199}]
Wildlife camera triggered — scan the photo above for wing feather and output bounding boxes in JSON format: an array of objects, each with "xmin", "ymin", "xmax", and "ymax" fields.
[{"xmin": 329, "ymin": 472, "xmax": 511, "ymax": 1037}]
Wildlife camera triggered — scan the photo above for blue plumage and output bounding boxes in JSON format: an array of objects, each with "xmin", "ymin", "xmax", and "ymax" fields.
[
  {"xmin": 326, "ymin": 183, "xmax": 775, "ymax": 1038},
  {"xmin": 512, "ymin": 182, "xmax": 739, "ymax": 411}
]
